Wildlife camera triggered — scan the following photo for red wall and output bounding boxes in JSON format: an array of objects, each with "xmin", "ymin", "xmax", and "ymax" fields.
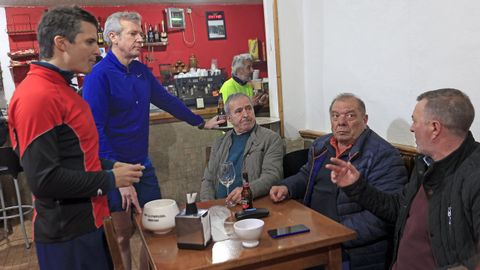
[{"xmin": 6, "ymin": 4, "xmax": 266, "ymax": 80}]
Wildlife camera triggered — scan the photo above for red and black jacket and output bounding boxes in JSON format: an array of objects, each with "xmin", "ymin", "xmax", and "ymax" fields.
[{"xmin": 8, "ymin": 63, "xmax": 115, "ymax": 243}]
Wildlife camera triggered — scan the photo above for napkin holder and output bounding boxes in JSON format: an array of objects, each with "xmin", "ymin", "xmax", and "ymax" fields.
[{"xmin": 175, "ymin": 205, "xmax": 211, "ymax": 250}]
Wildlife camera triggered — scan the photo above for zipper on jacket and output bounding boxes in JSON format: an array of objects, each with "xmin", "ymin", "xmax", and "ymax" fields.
[
  {"xmin": 303, "ymin": 147, "xmax": 327, "ymax": 203},
  {"xmin": 447, "ymin": 206, "xmax": 452, "ymax": 226},
  {"xmin": 447, "ymin": 205, "xmax": 458, "ymax": 261}
]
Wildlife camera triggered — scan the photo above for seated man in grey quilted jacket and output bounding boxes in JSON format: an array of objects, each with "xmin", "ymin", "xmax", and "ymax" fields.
[{"xmin": 200, "ymin": 93, "xmax": 284, "ymax": 205}]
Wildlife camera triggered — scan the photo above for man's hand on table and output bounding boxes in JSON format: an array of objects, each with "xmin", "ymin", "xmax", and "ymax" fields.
[
  {"xmin": 226, "ymin": 187, "xmax": 242, "ymax": 205},
  {"xmin": 269, "ymin": 185, "xmax": 289, "ymax": 202}
]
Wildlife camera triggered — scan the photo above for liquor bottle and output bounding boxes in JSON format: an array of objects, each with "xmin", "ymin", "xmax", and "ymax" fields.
[
  {"xmin": 160, "ymin": 20, "xmax": 168, "ymax": 43},
  {"xmin": 241, "ymin": 171, "xmax": 253, "ymax": 210},
  {"xmin": 144, "ymin": 22, "xmax": 148, "ymax": 40},
  {"xmin": 217, "ymin": 96, "xmax": 227, "ymax": 127},
  {"xmin": 97, "ymin": 17, "xmax": 104, "ymax": 45},
  {"xmin": 148, "ymin": 24, "xmax": 154, "ymax": 43},
  {"xmin": 154, "ymin": 24, "xmax": 160, "ymax": 43}
]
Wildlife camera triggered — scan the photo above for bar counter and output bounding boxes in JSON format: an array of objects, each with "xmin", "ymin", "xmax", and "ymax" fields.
[{"xmin": 149, "ymin": 106, "xmax": 218, "ymax": 124}]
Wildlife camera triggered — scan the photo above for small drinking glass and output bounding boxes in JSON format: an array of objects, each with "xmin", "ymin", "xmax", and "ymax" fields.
[
  {"xmin": 223, "ymin": 216, "xmax": 235, "ymax": 237},
  {"xmin": 218, "ymin": 161, "xmax": 236, "ymax": 208}
]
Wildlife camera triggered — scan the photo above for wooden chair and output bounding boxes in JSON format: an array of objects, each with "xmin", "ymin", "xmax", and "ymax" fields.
[
  {"xmin": 283, "ymin": 148, "xmax": 309, "ymax": 178},
  {"xmin": 391, "ymin": 143, "xmax": 417, "ymax": 177},
  {"xmin": 103, "ymin": 216, "xmax": 125, "ymax": 270}
]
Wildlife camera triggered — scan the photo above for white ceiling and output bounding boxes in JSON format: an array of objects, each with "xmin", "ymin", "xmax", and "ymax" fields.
[{"xmin": 0, "ymin": 0, "xmax": 262, "ymax": 7}]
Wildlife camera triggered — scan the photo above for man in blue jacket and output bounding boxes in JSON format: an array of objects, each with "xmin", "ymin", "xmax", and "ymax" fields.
[
  {"xmin": 327, "ymin": 88, "xmax": 480, "ymax": 269},
  {"xmin": 82, "ymin": 11, "xmax": 222, "ymax": 270},
  {"xmin": 270, "ymin": 93, "xmax": 408, "ymax": 270}
]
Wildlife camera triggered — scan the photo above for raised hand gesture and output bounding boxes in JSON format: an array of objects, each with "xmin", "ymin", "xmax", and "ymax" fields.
[{"xmin": 325, "ymin": 158, "xmax": 360, "ymax": 187}]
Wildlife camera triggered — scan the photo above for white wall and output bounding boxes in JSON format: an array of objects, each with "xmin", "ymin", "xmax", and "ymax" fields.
[
  {"xmin": 275, "ymin": 0, "xmax": 308, "ymax": 138},
  {"xmin": 263, "ymin": 0, "xmax": 279, "ymax": 119},
  {"xmin": 0, "ymin": 7, "xmax": 14, "ymax": 106},
  {"xmin": 276, "ymin": 0, "xmax": 480, "ymax": 146}
]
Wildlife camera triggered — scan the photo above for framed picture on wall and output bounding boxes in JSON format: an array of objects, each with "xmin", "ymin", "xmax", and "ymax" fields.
[{"xmin": 206, "ymin": 11, "xmax": 226, "ymax": 40}]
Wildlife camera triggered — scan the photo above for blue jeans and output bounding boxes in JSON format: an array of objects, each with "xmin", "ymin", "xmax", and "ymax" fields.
[
  {"xmin": 108, "ymin": 157, "xmax": 162, "ymax": 212},
  {"xmin": 36, "ymin": 228, "xmax": 112, "ymax": 270}
]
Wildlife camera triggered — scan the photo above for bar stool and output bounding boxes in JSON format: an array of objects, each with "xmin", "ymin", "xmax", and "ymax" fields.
[{"xmin": 0, "ymin": 147, "xmax": 33, "ymax": 248}]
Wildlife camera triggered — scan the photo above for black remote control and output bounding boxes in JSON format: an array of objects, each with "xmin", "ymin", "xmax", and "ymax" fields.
[{"xmin": 235, "ymin": 208, "xmax": 269, "ymax": 220}]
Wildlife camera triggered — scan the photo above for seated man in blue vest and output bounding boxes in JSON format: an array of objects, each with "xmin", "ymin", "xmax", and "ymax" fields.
[
  {"xmin": 270, "ymin": 93, "xmax": 408, "ymax": 270},
  {"xmin": 200, "ymin": 93, "xmax": 284, "ymax": 205}
]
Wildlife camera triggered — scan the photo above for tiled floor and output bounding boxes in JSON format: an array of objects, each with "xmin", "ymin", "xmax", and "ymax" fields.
[{"xmin": 0, "ymin": 219, "xmax": 142, "ymax": 270}]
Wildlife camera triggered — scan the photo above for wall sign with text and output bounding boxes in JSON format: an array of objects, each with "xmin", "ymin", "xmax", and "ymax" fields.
[{"xmin": 206, "ymin": 11, "xmax": 226, "ymax": 40}]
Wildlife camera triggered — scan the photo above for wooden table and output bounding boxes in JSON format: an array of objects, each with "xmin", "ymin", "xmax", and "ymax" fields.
[{"xmin": 134, "ymin": 196, "xmax": 356, "ymax": 270}]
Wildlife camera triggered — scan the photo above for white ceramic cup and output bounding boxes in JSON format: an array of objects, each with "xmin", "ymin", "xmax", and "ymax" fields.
[
  {"xmin": 234, "ymin": 218, "xmax": 264, "ymax": 248},
  {"xmin": 142, "ymin": 199, "xmax": 179, "ymax": 234}
]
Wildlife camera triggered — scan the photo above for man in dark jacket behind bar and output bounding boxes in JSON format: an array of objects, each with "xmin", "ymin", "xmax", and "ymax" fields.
[
  {"xmin": 270, "ymin": 93, "xmax": 408, "ymax": 270},
  {"xmin": 327, "ymin": 88, "xmax": 480, "ymax": 269}
]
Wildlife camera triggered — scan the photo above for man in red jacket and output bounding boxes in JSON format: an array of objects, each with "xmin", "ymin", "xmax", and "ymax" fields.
[{"xmin": 8, "ymin": 6, "xmax": 143, "ymax": 270}]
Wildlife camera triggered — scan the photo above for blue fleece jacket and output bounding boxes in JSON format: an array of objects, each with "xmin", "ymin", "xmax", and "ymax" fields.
[
  {"xmin": 83, "ymin": 50, "xmax": 203, "ymax": 163},
  {"xmin": 282, "ymin": 127, "xmax": 408, "ymax": 269}
]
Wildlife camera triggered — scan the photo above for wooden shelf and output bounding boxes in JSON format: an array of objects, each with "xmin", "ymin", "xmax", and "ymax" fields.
[
  {"xmin": 143, "ymin": 41, "xmax": 168, "ymax": 47},
  {"xmin": 7, "ymin": 30, "xmax": 36, "ymax": 36},
  {"xmin": 9, "ymin": 63, "xmax": 30, "ymax": 68},
  {"xmin": 7, "ymin": 52, "xmax": 38, "ymax": 60}
]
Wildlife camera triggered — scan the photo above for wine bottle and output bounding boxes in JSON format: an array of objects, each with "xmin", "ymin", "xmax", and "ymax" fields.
[
  {"xmin": 97, "ymin": 17, "xmax": 104, "ymax": 45},
  {"xmin": 160, "ymin": 20, "xmax": 168, "ymax": 43},
  {"xmin": 148, "ymin": 24, "xmax": 154, "ymax": 43},
  {"xmin": 154, "ymin": 24, "xmax": 160, "ymax": 43},
  {"xmin": 144, "ymin": 22, "xmax": 148, "ymax": 40}
]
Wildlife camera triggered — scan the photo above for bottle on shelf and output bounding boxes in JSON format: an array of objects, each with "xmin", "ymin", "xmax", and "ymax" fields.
[
  {"xmin": 160, "ymin": 20, "xmax": 168, "ymax": 43},
  {"xmin": 154, "ymin": 24, "xmax": 160, "ymax": 43},
  {"xmin": 148, "ymin": 24, "xmax": 155, "ymax": 43},
  {"xmin": 97, "ymin": 17, "xmax": 104, "ymax": 45},
  {"xmin": 144, "ymin": 22, "xmax": 148, "ymax": 40},
  {"xmin": 217, "ymin": 96, "xmax": 227, "ymax": 127},
  {"xmin": 241, "ymin": 171, "xmax": 254, "ymax": 210},
  {"xmin": 189, "ymin": 53, "xmax": 198, "ymax": 70}
]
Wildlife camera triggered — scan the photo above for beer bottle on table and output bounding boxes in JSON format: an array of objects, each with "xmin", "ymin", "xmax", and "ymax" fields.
[
  {"xmin": 217, "ymin": 96, "xmax": 227, "ymax": 127},
  {"xmin": 241, "ymin": 172, "xmax": 253, "ymax": 210}
]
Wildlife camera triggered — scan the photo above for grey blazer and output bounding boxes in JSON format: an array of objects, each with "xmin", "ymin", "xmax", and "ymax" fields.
[{"xmin": 200, "ymin": 124, "xmax": 284, "ymax": 201}]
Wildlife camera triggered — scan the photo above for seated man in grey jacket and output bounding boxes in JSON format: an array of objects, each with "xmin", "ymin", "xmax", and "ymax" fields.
[{"xmin": 200, "ymin": 93, "xmax": 284, "ymax": 205}]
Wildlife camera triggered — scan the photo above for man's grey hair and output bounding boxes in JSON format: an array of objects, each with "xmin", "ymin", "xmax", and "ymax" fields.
[
  {"xmin": 231, "ymin": 53, "xmax": 253, "ymax": 76},
  {"xmin": 103, "ymin": 11, "xmax": 142, "ymax": 47},
  {"xmin": 329, "ymin": 93, "xmax": 366, "ymax": 116},
  {"xmin": 417, "ymin": 88, "xmax": 474, "ymax": 137},
  {"xmin": 225, "ymin": 93, "xmax": 253, "ymax": 115}
]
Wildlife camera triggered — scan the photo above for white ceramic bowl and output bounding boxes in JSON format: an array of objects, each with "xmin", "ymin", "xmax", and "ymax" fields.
[
  {"xmin": 142, "ymin": 199, "xmax": 179, "ymax": 234},
  {"xmin": 234, "ymin": 218, "xmax": 264, "ymax": 248}
]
